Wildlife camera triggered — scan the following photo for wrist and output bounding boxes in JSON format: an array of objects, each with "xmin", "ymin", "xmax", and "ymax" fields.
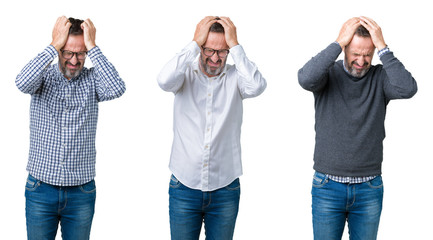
[
  {"xmin": 376, "ymin": 43, "xmax": 387, "ymax": 52},
  {"xmin": 377, "ymin": 45, "xmax": 390, "ymax": 58},
  {"xmin": 335, "ymin": 40, "xmax": 345, "ymax": 50},
  {"xmin": 50, "ymin": 42, "xmax": 62, "ymax": 52},
  {"xmin": 86, "ymin": 44, "xmax": 96, "ymax": 51},
  {"xmin": 228, "ymin": 41, "xmax": 239, "ymax": 49}
]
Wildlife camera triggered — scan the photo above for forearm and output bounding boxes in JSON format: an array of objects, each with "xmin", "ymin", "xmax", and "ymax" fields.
[
  {"xmin": 90, "ymin": 46, "xmax": 126, "ymax": 101},
  {"xmin": 16, "ymin": 45, "xmax": 57, "ymax": 94},
  {"xmin": 231, "ymin": 45, "xmax": 266, "ymax": 98},
  {"xmin": 381, "ymin": 51, "xmax": 417, "ymax": 99},
  {"xmin": 157, "ymin": 41, "xmax": 200, "ymax": 93},
  {"xmin": 298, "ymin": 42, "xmax": 341, "ymax": 92}
]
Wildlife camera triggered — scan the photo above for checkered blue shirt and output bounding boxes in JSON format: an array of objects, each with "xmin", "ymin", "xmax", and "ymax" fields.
[{"xmin": 16, "ymin": 45, "xmax": 126, "ymax": 186}]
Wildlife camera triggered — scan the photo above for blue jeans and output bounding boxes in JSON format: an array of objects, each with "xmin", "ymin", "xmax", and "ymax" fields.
[
  {"xmin": 311, "ymin": 172, "xmax": 383, "ymax": 240},
  {"xmin": 25, "ymin": 174, "xmax": 96, "ymax": 240},
  {"xmin": 169, "ymin": 175, "xmax": 240, "ymax": 240}
]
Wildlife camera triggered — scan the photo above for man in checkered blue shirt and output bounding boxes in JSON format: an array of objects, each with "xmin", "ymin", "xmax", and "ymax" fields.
[{"xmin": 16, "ymin": 16, "xmax": 125, "ymax": 240}]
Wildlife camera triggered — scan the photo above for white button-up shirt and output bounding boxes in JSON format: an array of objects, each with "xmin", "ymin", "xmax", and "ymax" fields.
[{"xmin": 158, "ymin": 41, "xmax": 266, "ymax": 191}]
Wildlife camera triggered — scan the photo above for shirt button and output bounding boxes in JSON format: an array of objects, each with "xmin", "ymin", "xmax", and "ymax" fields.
[
  {"xmin": 208, "ymin": 93, "xmax": 211, "ymax": 97},
  {"xmin": 205, "ymin": 145, "xmax": 208, "ymax": 149}
]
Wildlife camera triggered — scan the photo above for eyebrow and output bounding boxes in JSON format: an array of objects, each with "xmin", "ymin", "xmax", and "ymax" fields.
[{"xmin": 352, "ymin": 51, "xmax": 373, "ymax": 56}]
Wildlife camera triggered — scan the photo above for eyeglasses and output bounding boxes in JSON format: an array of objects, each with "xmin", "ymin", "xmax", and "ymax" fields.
[
  {"xmin": 202, "ymin": 47, "xmax": 230, "ymax": 58},
  {"xmin": 60, "ymin": 49, "xmax": 88, "ymax": 60}
]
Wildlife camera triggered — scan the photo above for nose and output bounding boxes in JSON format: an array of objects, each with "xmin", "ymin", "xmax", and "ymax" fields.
[
  {"xmin": 69, "ymin": 54, "xmax": 79, "ymax": 64},
  {"xmin": 357, "ymin": 57, "xmax": 365, "ymax": 67},
  {"xmin": 210, "ymin": 53, "xmax": 220, "ymax": 63}
]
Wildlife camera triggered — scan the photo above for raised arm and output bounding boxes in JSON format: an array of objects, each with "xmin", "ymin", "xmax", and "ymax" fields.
[
  {"xmin": 298, "ymin": 43, "xmax": 341, "ymax": 92},
  {"xmin": 217, "ymin": 17, "xmax": 266, "ymax": 98},
  {"xmin": 82, "ymin": 19, "xmax": 125, "ymax": 102},
  {"xmin": 16, "ymin": 16, "xmax": 71, "ymax": 94},
  {"xmin": 298, "ymin": 18, "xmax": 361, "ymax": 92},
  {"xmin": 158, "ymin": 16, "xmax": 216, "ymax": 93},
  {"xmin": 359, "ymin": 16, "xmax": 417, "ymax": 99}
]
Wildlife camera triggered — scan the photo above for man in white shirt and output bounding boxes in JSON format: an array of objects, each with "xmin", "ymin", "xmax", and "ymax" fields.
[{"xmin": 158, "ymin": 16, "xmax": 266, "ymax": 240}]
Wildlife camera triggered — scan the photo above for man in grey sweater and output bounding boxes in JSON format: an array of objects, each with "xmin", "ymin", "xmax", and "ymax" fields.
[{"xmin": 298, "ymin": 16, "xmax": 417, "ymax": 240}]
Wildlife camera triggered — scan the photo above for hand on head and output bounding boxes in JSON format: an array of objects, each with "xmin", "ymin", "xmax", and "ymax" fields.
[
  {"xmin": 358, "ymin": 16, "xmax": 386, "ymax": 50},
  {"xmin": 193, "ymin": 16, "xmax": 217, "ymax": 47},
  {"xmin": 336, "ymin": 16, "xmax": 386, "ymax": 50},
  {"xmin": 51, "ymin": 16, "xmax": 97, "ymax": 52},
  {"xmin": 215, "ymin": 17, "xmax": 239, "ymax": 48},
  {"xmin": 336, "ymin": 17, "xmax": 361, "ymax": 50},
  {"xmin": 193, "ymin": 16, "xmax": 239, "ymax": 49},
  {"xmin": 51, "ymin": 16, "xmax": 72, "ymax": 51},
  {"xmin": 81, "ymin": 19, "xmax": 97, "ymax": 50}
]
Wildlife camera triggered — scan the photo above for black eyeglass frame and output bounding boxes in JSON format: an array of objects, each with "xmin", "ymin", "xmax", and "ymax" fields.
[
  {"xmin": 201, "ymin": 46, "xmax": 230, "ymax": 58},
  {"xmin": 60, "ymin": 49, "xmax": 88, "ymax": 60}
]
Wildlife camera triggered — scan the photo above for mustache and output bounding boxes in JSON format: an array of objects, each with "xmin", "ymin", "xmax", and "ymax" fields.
[
  {"xmin": 206, "ymin": 58, "xmax": 222, "ymax": 64},
  {"xmin": 352, "ymin": 61, "xmax": 368, "ymax": 67},
  {"xmin": 66, "ymin": 61, "xmax": 81, "ymax": 67}
]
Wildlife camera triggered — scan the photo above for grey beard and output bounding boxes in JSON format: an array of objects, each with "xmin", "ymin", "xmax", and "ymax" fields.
[
  {"xmin": 61, "ymin": 65, "xmax": 82, "ymax": 79},
  {"xmin": 348, "ymin": 66, "xmax": 369, "ymax": 78},
  {"xmin": 200, "ymin": 56, "xmax": 225, "ymax": 77}
]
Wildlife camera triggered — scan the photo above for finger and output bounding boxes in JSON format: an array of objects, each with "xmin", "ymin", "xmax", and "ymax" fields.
[
  {"xmin": 81, "ymin": 21, "xmax": 88, "ymax": 30},
  {"xmin": 65, "ymin": 21, "xmax": 72, "ymax": 29},
  {"xmin": 85, "ymin": 18, "xmax": 95, "ymax": 29},
  {"xmin": 55, "ymin": 16, "xmax": 62, "ymax": 25},
  {"xmin": 217, "ymin": 17, "xmax": 236, "ymax": 31},
  {"xmin": 217, "ymin": 18, "xmax": 229, "ymax": 28},
  {"xmin": 199, "ymin": 16, "xmax": 216, "ymax": 26},
  {"xmin": 217, "ymin": 17, "xmax": 232, "ymax": 27},
  {"xmin": 360, "ymin": 16, "xmax": 379, "ymax": 29},
  {"xmin": 202, "ymin": 18, "xmax": 217, "ymax": 30},
  {"xmin": 345, "ymin": 17, "xmax": 360, "ymax": 27}
]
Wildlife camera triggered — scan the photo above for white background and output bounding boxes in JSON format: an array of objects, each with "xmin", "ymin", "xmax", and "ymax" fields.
[{"xmin": 1, "ymin": 0, "xmax": 431, "ymax": 239}]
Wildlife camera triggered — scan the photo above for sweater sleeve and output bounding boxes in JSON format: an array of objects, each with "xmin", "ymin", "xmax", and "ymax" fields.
[
  {"xmin": 298, "ymin": 42, "xmax": 342, "ymax": 92},
  {"xmin": 380, "ymin": 51, "xmax": 417, "ymax": 100}
]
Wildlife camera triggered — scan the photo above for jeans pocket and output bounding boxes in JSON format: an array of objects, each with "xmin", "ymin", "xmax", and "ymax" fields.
[
  {"xmin": 25, "ymin": 175, "xmax": 41, "ymax": 191},
  {"xmin": 225, "ymin": 178, "xmax": 240, "ymax": 191},
  {"xmin": 169, "ymin": 175, "xmax": 181, "ymax": 188},
  {"xmin": 312, "ymin": 172, "xmax": 329, "ymax": 188},
  {"xmin": 366, "ymin": 176, "xmax": 383, "ymax": 189},
  {"xmin": 79, "ymin": 180, "xmax": 96, "ymax": 194}
]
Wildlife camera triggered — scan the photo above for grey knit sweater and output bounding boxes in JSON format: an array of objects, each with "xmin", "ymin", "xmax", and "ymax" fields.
[{"xmin": 298, "ymin": 43, "xmax": 417, "ymax": 177}]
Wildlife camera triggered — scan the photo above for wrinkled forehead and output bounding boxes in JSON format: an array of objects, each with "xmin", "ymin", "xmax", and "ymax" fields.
[
  {"xmin": 203, "ymin": 32, "xmax": 229, "ymax": 50},
  {"xmin": 347, "ymin": 35, "xmax": 375, "ymax": 55},
  {"xmin": 63, "ymin": 35, "xmax": 86, "ymax": 52}
]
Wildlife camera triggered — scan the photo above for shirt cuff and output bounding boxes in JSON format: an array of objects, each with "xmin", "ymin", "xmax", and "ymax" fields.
[
  {"xmin": 88, "ymin": 46, "xmax": 102, "ymax": 60},
  {"xmin": 377, "ymin": 46, "xmax": 390, "ymax": 57},
  {"xmin": 46, "ymin": 45, "xmax": 59, "ymax": 58},
  {"xmin": 188, "ymin": 41, "xmax": 202, "ymax": 54},
  {"xmin": 229, "ymin": 44, "xmax": 245, "ymax": 62}
]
